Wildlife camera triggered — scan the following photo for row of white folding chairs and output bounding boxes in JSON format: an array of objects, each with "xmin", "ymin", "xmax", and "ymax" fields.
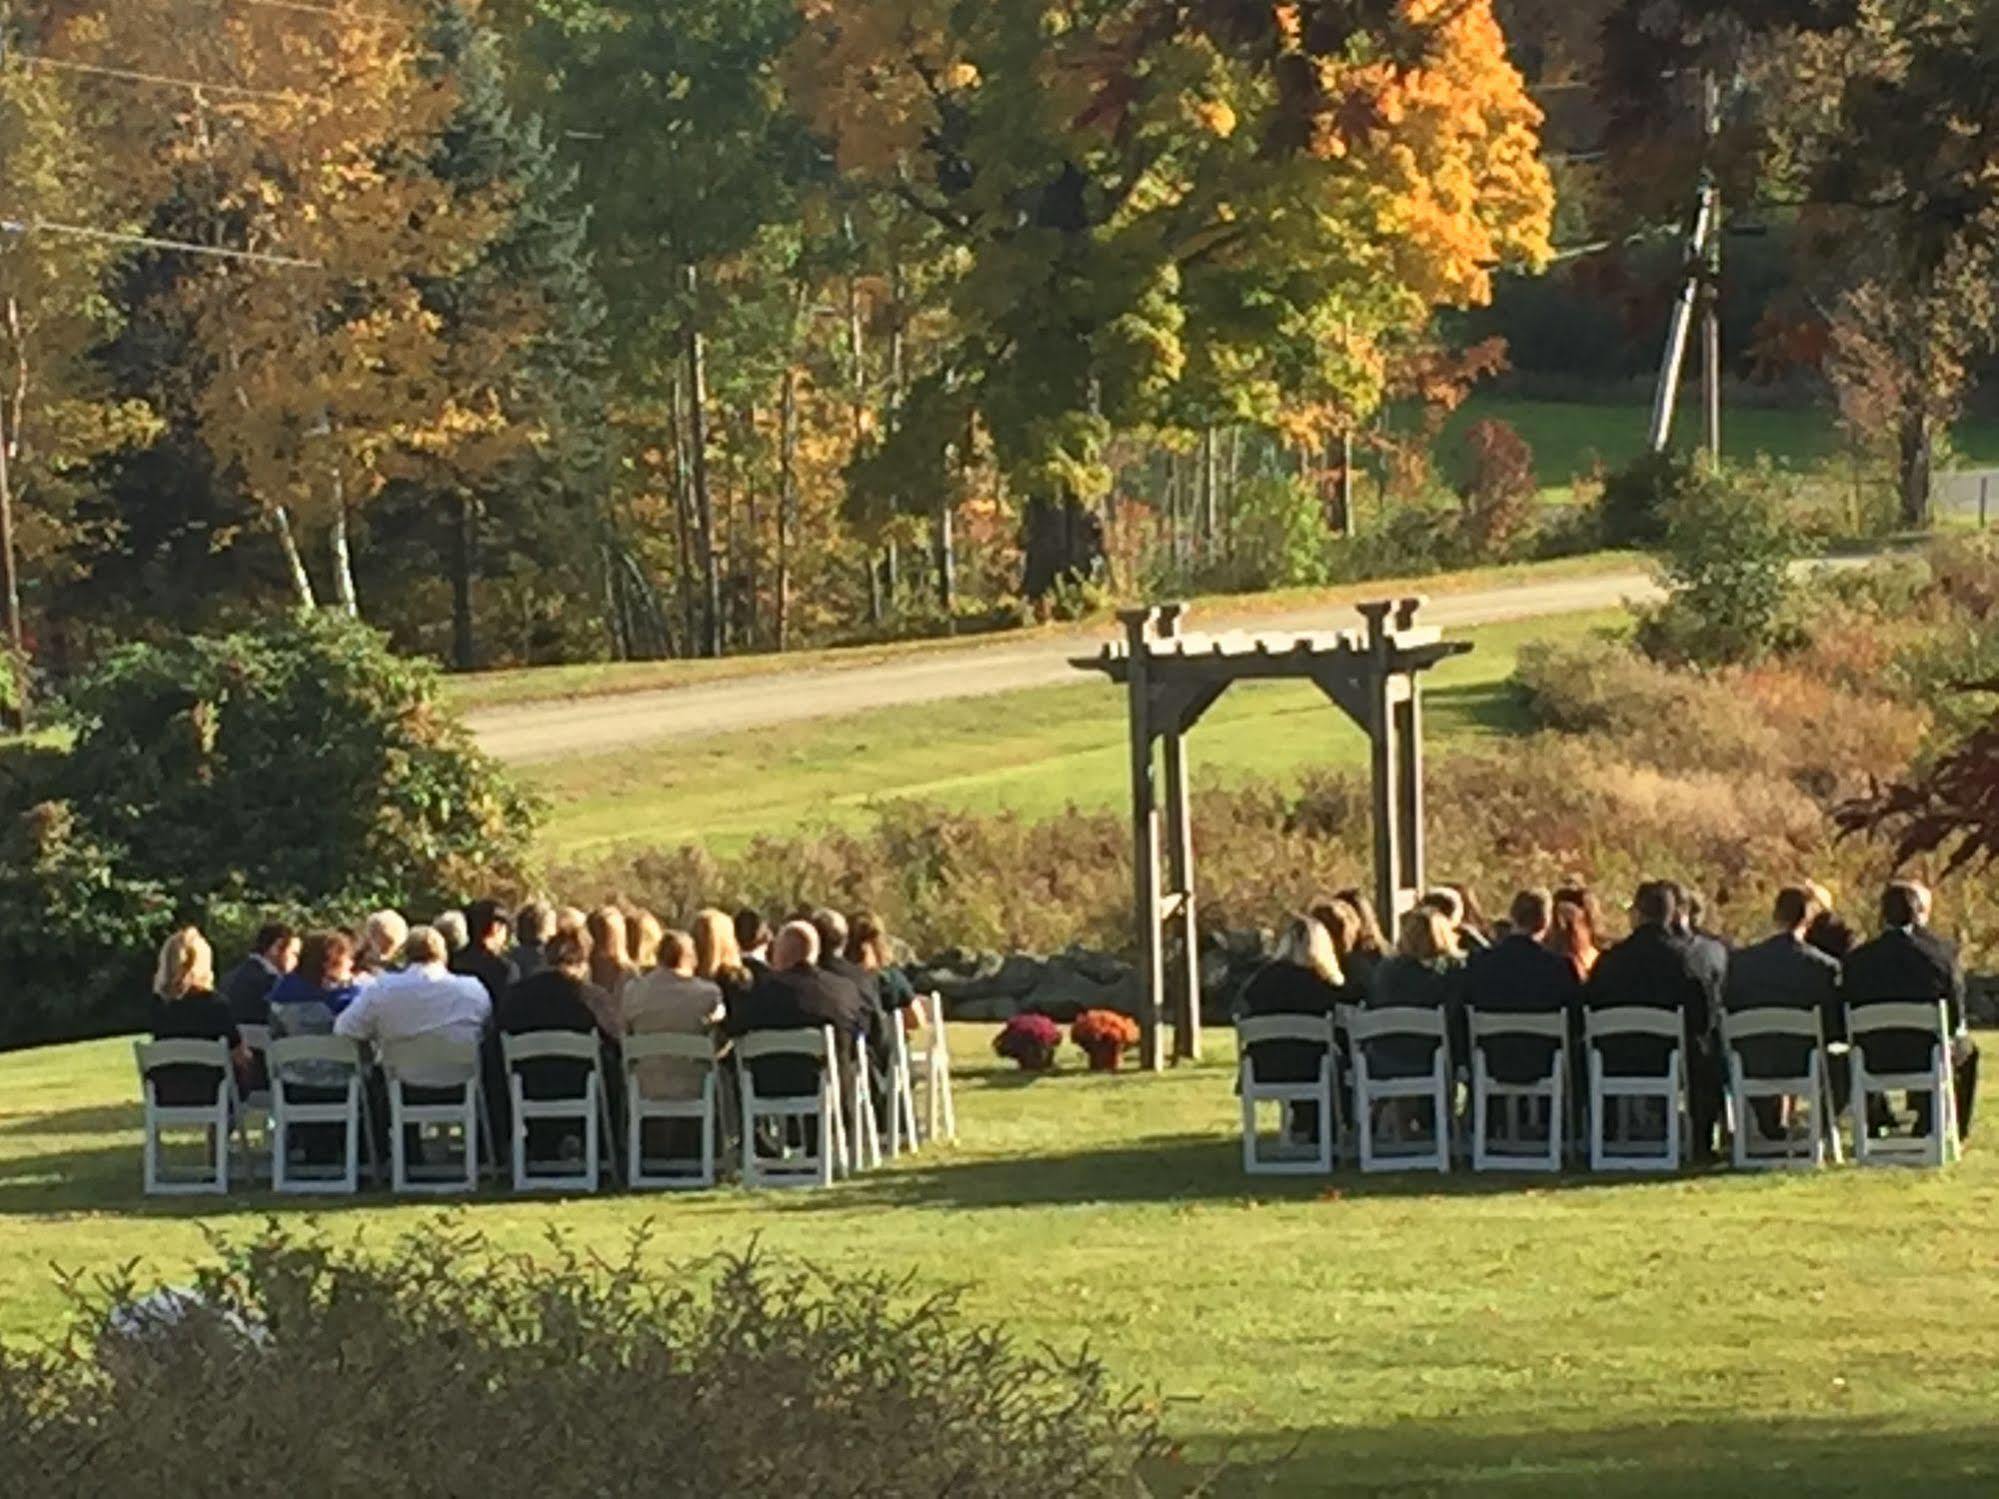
[
  {"xmin": 139, "ymin": 1006, "xmax": 958, "ymax": 1197},
  {"xmin": 734, "ymin": 1006, "xmax": 958, "ymax": 1190},
  {"xmin": 1237, "ymin": 1000, "xmax": 1964, "ymax": 1178}
]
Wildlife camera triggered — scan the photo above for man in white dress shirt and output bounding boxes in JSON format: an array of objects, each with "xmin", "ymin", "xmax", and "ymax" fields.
[{"xmin": 335, "ymin": 925, "xmax": 490, "ymax": 1086}]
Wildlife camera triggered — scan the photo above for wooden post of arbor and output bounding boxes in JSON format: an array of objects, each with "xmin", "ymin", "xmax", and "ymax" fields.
[{"xmin": 1080, "ymin": 597, "xmax": 1468, "ymax": 1070}]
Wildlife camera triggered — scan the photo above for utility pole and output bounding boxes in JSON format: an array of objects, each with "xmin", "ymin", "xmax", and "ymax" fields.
[{"xmin": 1649, "ymin": 73, "xmax": 1725, "ymax": 462}]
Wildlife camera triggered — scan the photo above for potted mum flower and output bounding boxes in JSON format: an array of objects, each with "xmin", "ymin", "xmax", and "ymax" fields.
[
  {"xmin": 1071, "ymin": 1009, "xmax": 1140, "ymax": 1072},
  {"xmin": 992, "ymin": 1013, "xmax": 1062, "ymax": 1071}
]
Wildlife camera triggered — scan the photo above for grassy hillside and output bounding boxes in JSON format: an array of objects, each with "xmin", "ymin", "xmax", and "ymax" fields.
[
  {"xmin": 4, "ymin": 1031, "xmax": 1994, "ymax": 1495},
  {"xmin": 529, "ymin": 609, "xmax": 1627, "ymax": 857},
  {"xmin": 1443, "ymin": 394, "xmax": 1999, "ymax": 495}
]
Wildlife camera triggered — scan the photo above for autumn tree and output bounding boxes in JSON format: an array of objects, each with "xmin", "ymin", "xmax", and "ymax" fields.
[
  {"xmin": 0, "ymin": 3, "xmax": 160, "ymax": 724},
  {"xmin": 787, "ymin": 0, "xmax": 1555, "ymax": 597},
  {"xmin": 66, "ymin": 0, "xmax": 506, "ymax": 616}
]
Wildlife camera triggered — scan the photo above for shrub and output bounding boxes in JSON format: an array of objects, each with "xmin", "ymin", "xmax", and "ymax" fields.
[
  {"xmin": 1599, "ymin": 448, "xmax": 1697, "ymax": 547},
  {"xmin": 0, "ymin": 1220, "xmax": 1165, "ymax": 1497},
  {"xmin": 57, "ymin": 611, "xmax": 541, "ymax": 916},
  {"xmin": 0, "ymin": 801, "xmax": 171, "ymax": 1045},
  {"xmin": 1454, "ymin": 418, "xmax": 1539, "ymax": 555},
  {"xmin": 994, "ymin": 1012, "xmax": 1064, "ymax": 1069},
  {"xmin": 1229, "ymin": 475, "xmax": 1334, "ymax": 588},
  {"xmin": 1636, "ymin": 463, "xmax": 1807, "ymax": 667}
]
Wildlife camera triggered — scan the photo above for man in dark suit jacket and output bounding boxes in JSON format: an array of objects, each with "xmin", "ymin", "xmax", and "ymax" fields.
[
  {"xmin": 1586, "ymin": 882, "xmax": 1722, "ymax": 1159},
  {"xmin": 1671, "ymin": 887, "xmax": 1730, "ymax": 1026},
  {"xmin": 1463, "ymin": 888, "xmax": 1581, "ymax": 1086},
  {"xmin": 1725, "ymin": 886, "xmax": 1842, "ymax": 1129},
  {"xmin": 813, "ymin": 906, "xmax": 889, "ymax": 1063},
  {"xmin": 1842, "ymin": 882, "xmax": 1978, "ymax": 1140},
  {"xmin": 219, "ymin": 922, "xmax": 300, "ymax": 1027},
  {"xmin": 451, "ymin": 899, "xmax": 520, "ymax": 1006},
  {"xmin": 727, "ymin": 921, "xmax": 866, "ymax": 1099}
]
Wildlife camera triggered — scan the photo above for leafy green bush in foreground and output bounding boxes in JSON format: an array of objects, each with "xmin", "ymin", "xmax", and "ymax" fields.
[{"xmin": 0, "ymin": 1220, "xmax": 1165, "ymax": 1498}]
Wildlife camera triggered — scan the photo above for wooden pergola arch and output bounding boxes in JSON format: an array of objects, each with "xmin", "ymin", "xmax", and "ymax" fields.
[{"xmin": 1073, "ymin": 597, "xmax": 1471, "ymax": 1071}]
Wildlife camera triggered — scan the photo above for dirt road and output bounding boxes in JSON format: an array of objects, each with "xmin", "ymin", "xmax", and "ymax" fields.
[{"xmin": 468, "ymin": 568, "xmax": 1668, "ymax": 765}]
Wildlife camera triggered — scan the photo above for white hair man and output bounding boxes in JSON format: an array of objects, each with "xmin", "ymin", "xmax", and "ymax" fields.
[{"xmin": 334, "ymin": 925, "xmax": 491, "ymax": 1087}]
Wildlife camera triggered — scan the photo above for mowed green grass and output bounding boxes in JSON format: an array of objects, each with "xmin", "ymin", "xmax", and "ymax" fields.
[
  {"xmin": 529, "ymin": 609, "xmax": 1627, "ymax": 858},
  {"xmin": 1444, "ymin": 394, "xmax": 1999, "ymax": 495},
  {"xmin": 2, "ymin": 1031, "xmax": 1995, "ymax": 1495}
]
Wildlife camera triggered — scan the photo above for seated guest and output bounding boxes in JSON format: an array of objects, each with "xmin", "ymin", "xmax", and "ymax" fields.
[
  {"xmin": 1362, "ymin": 909, "xmax": 1463, "ymax": 1079},
  {"xmin": 726, "ymin": 921, "xmax": 865, "ymax": 1101},
  {"xmin": 624, "ymin": 928, "xmax": 726, "ymax": 1151},
  {"xmin": 694, "ymin": 907, "xmax": 757, "ymax": 1010},
  {"xmin": 267, "ymin": 931, "xmax": 364, "ymax": 1156},
  {"xmin": 1545, "ymin": 896, "xmax": 1601, "ymax": 982},
  {"xmin": 1585, "ymin": 882, "xmax": 1719, "ymax": 1156},
  {"xmin": 1238, "ymin": 916, "xmax": 1345, "ymax": 1143},
  {"xmin": 433, "ymin": 910, "xmax": 470, "ymax": 957},
  {"xmin": 735, "ymin": 908, "xmax": 773, "ymax": 976},
  {"xmin": 586, "ymin": 905, "xmax": 639, "ymax": 1002},
  {"xmin": 268, "ymin": 931, "xmax": 363, "ymax": 1041},
  {"xmin": 1671, "ymin": 885, "xmax": 1730, "ymax": 1016},
  {"xmin": 1804, "ymin": 880, "xmax": 1857, "ymax": 962},
  {"xmin": 630, "ymin": 908, "xmax": 665, "ymax": 972},
  {"xmin": 508, "ymin": 901, "xmax": 556, "ymax": 977},
  {"xmin": 1843, "ymin": 882, "xmax": 1978, "ymax": 1141},
  {"xmin": 218, "ymin": 922, "xmax": 300, "ymax": 1027},
  {"xmin": 554, "ymin": 905, "xmax": 588, "ymax": 939},
  {"xmin": 148, "ymin": 927, "xmax": 248, "ymax": 1105},
  {"xmin": 450, "ymin": 898, "xmax": 519, "ymax": 1007},
  {"xmin": 1725, "ymin": 886, "xmax": 1842, "ymax": 1135},
  {"xmin": 1463, "ymin": 889, "xmax": 1581, "ymax": 1085},
  {"xmin": 357, "ymin": 909, "xmax": 409, "ymax": 978},
  {"xmin": 1450, "ymin": 884, "xmax": 1495, "ymax": 951},
  {"xmin": 494, "ymin": 928, "xmax": 616, "ymax": 1113},
  {"xmin": 847, "ymin": 912, "xmax": 917, "ymax": 1013},
  {"xmin": 333, "ymin": 925, "xmax": 490, "ymax": 1086},
  {"xmin": 814, "ymin": 907, "xmax": 889, "ymax": 1060},
  {"xmin": 1310, "ymin": 896, "xmax": 1372, "ymax": 999},
  {"xmin": 1331, "ymin": 889, "xmax": 1388, "ymax": 987}
]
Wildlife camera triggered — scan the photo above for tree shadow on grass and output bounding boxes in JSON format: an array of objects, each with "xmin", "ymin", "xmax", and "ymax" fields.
[
  {"xmin": 1150, "ymin": 1414, "xmax": 1999, "ymax": 1497},
  {"xmin": 789, "ymin": 1131, "xmax": 1713, "ymax": 1213},
  {"xmin": 0, "ymin": 1103, "xmax": 144, "ymax": 1137}
]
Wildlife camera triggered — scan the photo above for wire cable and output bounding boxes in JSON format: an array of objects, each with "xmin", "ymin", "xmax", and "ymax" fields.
[
  {"xmin": 0, "ymin": 217, "xmax": 321, "ymax": 268},
  {"xmin": 17, "ymin": 53, "xmax": 303, "ymax": 103}
]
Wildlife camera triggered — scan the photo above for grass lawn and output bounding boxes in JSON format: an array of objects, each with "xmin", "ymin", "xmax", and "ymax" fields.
[
  {"xmin": 1446, "ymin": 394, "xmax": 1999, "ymax": 496},
  {"xmin": 3, "ymin": 1030, "xmax": 1994, "ymax": 1495},
  {"xmin": 444, "ymin": 552, "xmax": 1640, "ymax": 716},
  {"xmin": 530, "ymin": 609, "xmax": 1627, "ymax": 858}
]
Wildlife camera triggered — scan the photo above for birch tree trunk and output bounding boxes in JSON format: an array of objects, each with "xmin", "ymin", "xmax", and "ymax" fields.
[
  {"xmin": 272, "ymin": 505, "xmax": 318, "ymax": 611},
  {"xmin": 683, "ymin": 266, "xmax": 722, "ymax": 657},
  {"xmin": 328, "ymin": 467, "xmax": 359, "ymax": 618}
]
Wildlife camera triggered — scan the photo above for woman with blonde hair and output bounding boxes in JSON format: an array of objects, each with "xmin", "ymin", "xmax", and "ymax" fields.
[
  {"xmin": 585, "ymin": 905, "xmax": 638, "ymax": 998},
  {"xmin": 1361, "ymin": 908, "xmax": 1464, "ymax": 1081},
  {"xmin": 629, "ymin": 908, "xmax": 665, "ymax": 972},
  {"xmin": 149, "ymin": 927, "xmax": 249, "ymax": 1105},
  {"xmin": 691, "ymin": 907, "xmax": 755, "ymax": 1006},
  {"xmin": 1237, "ymin": 916, "xmax": 1346, "ymax": 1147}
]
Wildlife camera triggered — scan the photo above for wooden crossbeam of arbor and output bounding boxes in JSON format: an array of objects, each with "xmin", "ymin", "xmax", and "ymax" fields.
[{"xmin": 1072, "ymin": 597, "xmax": 1471, "ymax": 1071}]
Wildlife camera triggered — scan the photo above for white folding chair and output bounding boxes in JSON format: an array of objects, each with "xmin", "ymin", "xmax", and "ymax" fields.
[
  {"xmin": 134, "ymin": 1039, "xmax": 234, "ymax": 1195},
  {"xmin": 909, "ymin": 996, "xmax": 956, "ymax": 1145},
  {"xmin": 1847, "ymin": 1001, "xmax": 1964, "ymax": 1168},
  {"xmin": 1236, "ymin": 1016, "xmax": 1338, "ymax": 1175},
  {"xmin": 1468, "ymin": 1010, "xmax": 1568, "ymax": 1173},
  {"xmin": 737, "ymin": 1028, "xmax": 840, "ymax": 1189},
  {"xmin": 381, "ymin": 1036, "xmax": 491, "ymax": 1194},
  {"xmin": 885, "ymin": 1017, "xmax": 922, "ymax": 1158},
  {"xmin": 267, "ymin": 1035, "xmax": 371, "ymax": 1194},
  {"xmin": 502, "ymin": 1031, "xmax": 609, "ymax": 1194},
  {"xmin": 623, "ymin": 1033, "xmax": 719, "ymax": 1190},
  {"xmin": 1349, "ymin": 1007, "xmax": 1452, "ymax": 1174},
  {"xmin": 1722, "ymin": 1008, "xmax": 1838, "ymax": 1171},
  {"xmin": 1586, "ymin": 1008, "xmax": 1684, "ymax": 1173},
  {"xmin": 234, "ymin": 1023, "xmax": 274, "ymax": 1180},
  {"xmin": 846, "ymin": 1034, "xmax": 883, "ymax": 1174}
]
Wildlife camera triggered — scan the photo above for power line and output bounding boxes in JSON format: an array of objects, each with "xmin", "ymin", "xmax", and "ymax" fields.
[
  {"xmin": 17, "ymin": 53, "xmax": 303, "ymax": 103},
  {"xmin": 228, "ymin": 0, "xmax": 405, "ymax": 23},
  {"xmin": 0, "ymin": 217, "xmax": 321, "ymax": 268}
]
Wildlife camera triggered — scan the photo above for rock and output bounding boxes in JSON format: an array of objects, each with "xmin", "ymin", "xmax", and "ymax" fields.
[{"xmin": 1970, "ymin": 974, "xmax": 1998, "ymax": 1027}]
